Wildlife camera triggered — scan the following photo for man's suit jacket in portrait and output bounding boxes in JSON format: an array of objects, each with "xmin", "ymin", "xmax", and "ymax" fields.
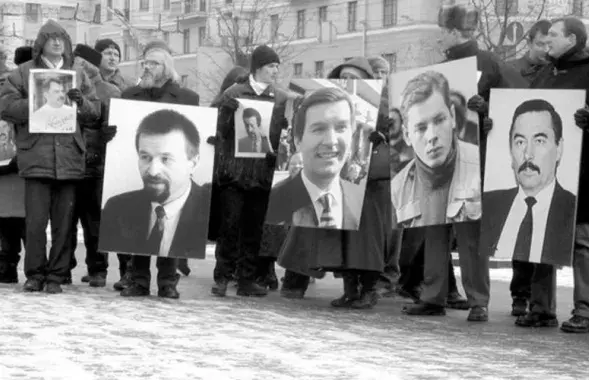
[
  {"xmin": 479, "ymin": 181, "xmax": 576, "ymax": 266},
  {"xmin": 98, "ymin": 181, "xmax": 211, "ymax": 259},
  {"xmin": 237, "ymin": 135, "xmax": 271, "ymax": 153},
  {"xmin": 265, "ymin": 171, "xmax": 363, "ymax": 230}
]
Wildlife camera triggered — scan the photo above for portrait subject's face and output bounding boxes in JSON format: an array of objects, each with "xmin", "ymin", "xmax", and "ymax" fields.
[
  {"xmin": 138, "ymin": 130, "xmax": 198, "ymax": 204},
  {"xmin": 43, "ymin": 36, "xmax": 65, "ymax": 57},
  {"xmin": 404, "ymin": 90, "xmax": 455, "ymax": 168},
  {"xmin": 244, "ymin": 116, "xmax": 261, "ymax": 140},
  {"xmin": 44, "ymin": 81, "xmax": 65, "ymax": 108},
  {"xmin": 510, "ymin": 111, "xmax": 562, "ymax": 196},
  {"xmin": 547, "ymin": 22, "xmax": 574, "ymax": 59},
  {"xmin": 295, "ymin": 100, "xmax": 352, "ymax": 184},
  {"xmin": 101, "ymin": 47, "xmax": 120, "ymax": 72},
  {"xmin": 529, "ymin": 32, "xmax": 549, "ymax": 62}
]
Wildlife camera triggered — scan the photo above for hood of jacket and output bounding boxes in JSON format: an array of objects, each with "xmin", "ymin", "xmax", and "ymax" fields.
[
  {"xmin": 33, "ymin": 20, "xmax": 73, "ymax": 68},
  {"xmin": 327, "ymin": 57, "xmax": 375, "ymax": 79}
]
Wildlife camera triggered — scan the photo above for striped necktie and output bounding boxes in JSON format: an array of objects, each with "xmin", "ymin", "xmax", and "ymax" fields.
[
  {"xmin": 147, "ymin": 205, "xmax": 166, "ymax": 255},
  {"xmin": 318, "ymin": 194, "xmax": 337, "ymax": 228}
]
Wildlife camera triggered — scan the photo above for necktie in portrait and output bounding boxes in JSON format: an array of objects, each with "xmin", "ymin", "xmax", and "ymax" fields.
[
  {"xmin": 147, "ymin": 205, "xmax": 166, "ymax": 256},
  {"xmin": 319, "ymin": 194, "xmax": 337, "ymax": 228}
]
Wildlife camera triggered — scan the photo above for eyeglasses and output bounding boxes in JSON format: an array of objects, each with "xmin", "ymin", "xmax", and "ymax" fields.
[{"xmin": 140, "ymin": 60, "xmax": 162, "ymax": 68}]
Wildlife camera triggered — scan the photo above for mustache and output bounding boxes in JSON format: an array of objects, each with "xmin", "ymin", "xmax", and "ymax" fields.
[
  {"xmin": 518, "ymin": 161, "xmax": 540, "ymax": 174},
  {"xmin": 144, "ymin": 175, "xmax": 167, "ymax": 184}
]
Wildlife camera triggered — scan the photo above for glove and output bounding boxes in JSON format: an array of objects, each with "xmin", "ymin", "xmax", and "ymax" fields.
[
  {"xmin": 279, "ymin": 117, "xmax": 289, "ymax": 130},
  {"xmin": 101, "ymin": 124, "xmax": 117, "ymax": 142},
  {"xmin": 66, "ymin": 88, "xmax": 84, "ymax": 107},
  {"xmin": 482, "ymin": 117, "xmax": 493, "ymax": 135},
  {"xmin": 222, "ymin": 97, "xmax": 239, "ymax": 112},
  {"xmin": 265, "ymin": 151, "xmax": 277, "ymax": 168},
  {"xmin": 369, "ymin": 130, "xmax": 386, "ymax": 145},
  {"xmin": 206, "ymin": 135, "xmax": 218, "ymax": 145},
  {"xmin": 574, "ymin": 107, "xmax": 589, "ymax": 131},
  {"xmin": 467, "ymin": 94, "xmax": 488, "ymax": 115},
  {"xmin": 0, "ymin": 156, "xmax": 18, "ymax": 176}
]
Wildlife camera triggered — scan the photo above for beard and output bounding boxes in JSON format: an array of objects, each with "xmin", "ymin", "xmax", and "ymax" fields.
[
  {"xmin": 142, "ymin": 175, "xmax": 170, "ymax": 203},
  {"xmin": 139, "ymin": 70, "xmax": 163, "ymax": 88}
]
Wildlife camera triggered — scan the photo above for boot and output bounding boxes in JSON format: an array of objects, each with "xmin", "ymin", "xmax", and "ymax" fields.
[
  {"xmin": 331, "ymin": 272, "xmax": 360, "ymax": 308},
  {"xmin": 351, "ymin": 271, "xmax": 380, "ymax": 309}
]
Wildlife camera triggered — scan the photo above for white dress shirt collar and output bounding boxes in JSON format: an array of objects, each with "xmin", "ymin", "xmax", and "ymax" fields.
[{"xmin": 516, "ymin": 179, "xmax": 556, "ymax": 212}]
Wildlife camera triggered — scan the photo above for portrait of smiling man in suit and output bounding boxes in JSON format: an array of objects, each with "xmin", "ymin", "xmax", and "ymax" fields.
[
  {"xmin": 265, "ymin": 86, "xmax": 363, "ymax": 230},
  {"xmin": 480, "ymin": 98, "xmax": 576, "ymax": 266},
  {"xmin": 98, "ymin": 108, "xmax": 210, "ymax": 259}
]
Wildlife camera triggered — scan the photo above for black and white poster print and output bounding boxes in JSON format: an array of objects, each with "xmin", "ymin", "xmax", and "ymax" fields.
[
  {"xmin": 0, "ymin": 120, "xmax": 17, "ymax": 166},
  {"xmin": 98, "ymin": 99, "xmax": 218, "ymax": 259},
  {"xmin": 264, "ymin": 79, "xmax": 383, "ymax": 231},
  {"xmin": 480, "ymin": 89, "xmax": 585, "ymax": 267},
  {"xmin": 388, "ymin": 57, "xmax": 481, "ymax": 229},
  {"xmin": 28, "ymin": 69, "xmax": 76, "ymax": 133},
  {"xmin": 234, "ymin": 98, "xmax": 274, "ymax": 158}
]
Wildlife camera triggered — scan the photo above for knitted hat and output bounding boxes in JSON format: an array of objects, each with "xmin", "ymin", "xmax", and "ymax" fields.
[
  {"xmin": 143, "ymin": 40, "xmax": 172, "ymax": 57},
  {"xmin": 368, "ymin": 56, "xmax": 390, "ymax": 73},
  {"xmin": 94, "ymin": 38, "xmax": 121, "ymax": 57},
  {"xmin": 438, "ymin": 5, "xmax": 479, "ymax": 31},
  {"xmin": 14, "ymin": 46, "xmax": 33, "ymax": 65},
  {"xmin": 250, "ymin": 45, "xmax": 280, "ymax": 74},
  {"xmin": 73, "ymin": 44, "xmax": 103, "ymax": 68}
]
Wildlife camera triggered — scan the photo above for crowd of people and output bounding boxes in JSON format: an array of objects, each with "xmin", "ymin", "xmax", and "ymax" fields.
[{"xmin": 0, "ymin": 4, "xmax": 587, "ymax": 335}]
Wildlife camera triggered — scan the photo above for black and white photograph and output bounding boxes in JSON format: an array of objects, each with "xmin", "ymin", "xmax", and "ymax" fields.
[
  {"xmin": 28, "ymin": 69, "xmax": 76, "ymax": 133},
  {"xmin": 234, "ymin": 98, "xmax": 274, "ymax": 158},
  {"xmin": 98, "ymin": 99, "xmax": 217, "ymax": 259},
  {"xmin": 0, "ymin": 120, "xmax": 16, "ymax": 166},
  {"xmin": 388, "ymin": 57, "xmax": 481, "ymax": 228},
  {"xmin": 264, "ymin": 78, "xmax": 382, "ymax": 231},
  {"xmin": 480, "ymin": 89, "xmax": 585, "ymax": 267}
]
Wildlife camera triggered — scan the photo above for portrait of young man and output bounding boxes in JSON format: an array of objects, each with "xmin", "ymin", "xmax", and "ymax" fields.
[
  {"xmin": 390, "ymin": 70, "xmax": 481, "ymax": 228},
  {"xmin": 237, "ymin": 107, "xmax": 272, "ymax": 154},
  {"xmin": 265, "ymin": 86, "xmax": 363, "ymax": 231},
  {"xmin": 30, "ymin": 75, "xmax": 75, "ymax": 132},
  {"xmin": 480, "ymin": 98, "xmax": 576, "ymax": 266},
  {"xmin": 99, "ymin": 108, "xmax": 211, "ymax": 259}
]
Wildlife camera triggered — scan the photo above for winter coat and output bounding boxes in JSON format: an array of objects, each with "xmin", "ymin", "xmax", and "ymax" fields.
[
  {"xmin": 531, "ymin": 47, "xmax": 589, "ymax": 224},
  {"xmin": 121, "ymin": 79, "xmax": 199, "ymax": 107},
  {"xmin": 0, "ymin": 20, "xmax": 100, "ymax": 180}
]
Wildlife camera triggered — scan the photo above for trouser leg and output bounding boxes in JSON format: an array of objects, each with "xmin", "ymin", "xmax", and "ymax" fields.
[{"xmin": 455, "ymin": 221, "xmax": 490, "ymax": 308}]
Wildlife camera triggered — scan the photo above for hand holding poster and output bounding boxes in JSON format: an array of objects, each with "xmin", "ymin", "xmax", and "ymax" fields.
[
  {"xmin": 234, "ymin": 98, "xmax": 274, "ymax": 158},
  {"xmin": 481, "ymin": 88, "xmax": 585, "ymax": 267},
  {"xmin": 98, "ymin": 99, "xmax": 218, "ymax": 259},
  {"xmin": 28, "ymin": 69, "xmax": 77, "ymax": 134},
  {"xmin": 388, "ymin": 57, "xmax": 481, "ymax": 229}
]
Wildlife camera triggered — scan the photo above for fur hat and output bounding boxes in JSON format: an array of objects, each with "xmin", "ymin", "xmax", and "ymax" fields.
[
  {"xmin": 327, "ymin": 57, "xmax": 375, "ymax": 79},
  {"xmin": 73, "ymin": 44, "xmax": 102, "ymax": 68},
  {"xmin": 438, "ymin": 5, "xmax": 479, "ymax": 31},
  {"xmin": 143, "ymin": 40, "xmax": 172, "ymax": 57},
  {"xmin": 14, "ymin": 46, "xmax": 33, "ymax": 65},
  {"xmin": 94, "ymin": 38, "xmax": 121, "ymax": 57},
  {"xmin": 250, "ymin": 45, "xmax": 280, "ymax": 74}
]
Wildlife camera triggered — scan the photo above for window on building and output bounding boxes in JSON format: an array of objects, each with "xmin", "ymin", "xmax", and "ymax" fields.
[
  {"xmin": 59, "ymin": 6, "xmax": 76, "ymax": 19},
  {"xmin": 183, "ymin": 28, "xmax": 190, "ymax": 53},
  {"xmin": 164, "ymin": 0, "xmax": 170, "ymax": 10},
  {"xmin": 198, "ymin": 26, "xmax": 206, "ymax": 46},
  {"xmin": 181, "ymin": 75, "xmax": 188, "ymax": 86},
  {"xmin": 347, "ymin": 1, "xmax": 357, "ymax": 32},
  {"xmin": 123, "ymin": 43, "xmax": 129, "ymax": 61},
  {"xmin": 107, "ymin": 0, "xmax": 113, "ymax": 20},
  {"xmin": 139, "ymin": 0, "xmax": 149, "ymax": 11},
  {"xmin": 163, "ymin": 31, "xmax": 170, "ymax": 43},
  {"xmin": 270, "ymin": 14, "xmax": 279, "ymax": 39},
  {"xmin": 495, "ymin": 0, "xmax": 518, "ymax": 16},
  {"xmin": 573, "ymin": 0, "xmax": 584, "ymax": 17},
  {"xmin": 94, "ymin": 4, "xmax": 101, "ymax": 23},
  {"xmin": 297, "ymin": 10, "xmax": 305, "ymax": 39},
  {"xmin": 382, "ymin": 53, "xmax": 397, "ymax": 73},
  {"xmin": 26, "ymin": 39, "xmax": 35, "ymax": 46},
  {"xmin": 315, "ymin": 61, "xmax": 324, "ymax": 77},
  {"xmin": 124, "ymin": 0, "xmax": 131, "ymax": 20},
  {"xmin": 383, "ymin": 0, "xmax": 397, "ymax": 27},
  {"xmin": 318, "ymin": 6, "xmax": 327, "ymax": 22},
  {"xmin": 294, "ymin": 63, "xmax": 303, "ymax": 77},
  {"xmin": 25, "ymin": 3, "xmax": 40, "ymax": 23},
  {"xmin": 200, "ymin": 0, "xmax": 206, "ymax": 12},
  {"xmin": 185, "ymin": 0, "xmax": 194, "ymax": 13}
]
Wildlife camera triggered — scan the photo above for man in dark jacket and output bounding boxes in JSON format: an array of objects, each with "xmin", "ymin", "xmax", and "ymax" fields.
[
  {"xmin": 523, "ymin": 16, "xmax": 589, "ymax": 332},
  {"xmin": 510, "ymin": 20, "xmax": 551, "ymax": 85},
  {"xmin": 0, "ymin": 20, "xmax": 100, "ymax": 294},
  {"xmin": 69, "ymin": 44, "xmax": 120, "ymax": 287},
  {"xmin": 211, "ymin": 44, "xmax": 286, "ymax": 298},
  {"xmin": 115, "ymin": 39, "xmax": 199, "ymax": 299},
  {"xmin": 402, "ymin": 4, "xmax": 525, "ymax": 322}
]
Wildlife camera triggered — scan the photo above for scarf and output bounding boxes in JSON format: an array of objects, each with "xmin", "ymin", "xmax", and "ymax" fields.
[{"xmin": 415, "ymin": 137, "xmax": 458, "ymax": 189}]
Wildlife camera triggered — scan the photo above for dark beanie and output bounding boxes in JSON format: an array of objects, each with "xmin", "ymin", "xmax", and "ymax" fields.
[
  {"xmin": 94, "ymin": 38, "xmax": 121, "ymax": 57},
  {"xmin": 14, "ymin": 46, "xmax": 33, "ymax": 65},
  {"xmin": 74, "ymin": 44, "xmax": 103, "ymax": 68},
  {"xmin": 438, "ymin": 5, "xmax": 479, "ymax": 31},
  {"xmin": 250, "ymin": 45, "xmax": 280, "ymax": 74}
]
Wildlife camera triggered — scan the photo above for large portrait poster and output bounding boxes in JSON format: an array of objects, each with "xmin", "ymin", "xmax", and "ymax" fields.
[
  {"xmin": 234, "ymin": 98, "xmax": 274, "ymax": 158},
  {"xmin": 28, "ymin": 69, "xmax": 76, "ymax": 133},
  {"xmin": 98, "ymin": 99, "xmax": 218, "ymax": 259},
  {"xmin": 481, "ymin": 89, "xmax": 585, "ymax": 267},
  {"xmin": 388, "ymin": 57, "xmax": 481, "ymax": 229},
  {"xmin": 264, "ymin": 79, "xmax": 382, "ymax": 231}
]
